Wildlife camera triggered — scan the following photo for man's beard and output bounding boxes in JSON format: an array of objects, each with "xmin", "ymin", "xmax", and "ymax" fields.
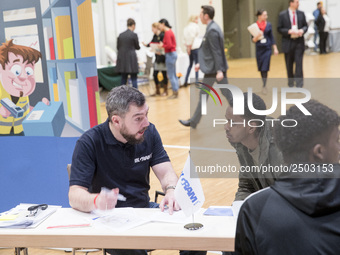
[{"xmin": 120, "ymin": 124, "xmax": 147, "ymax": 145}]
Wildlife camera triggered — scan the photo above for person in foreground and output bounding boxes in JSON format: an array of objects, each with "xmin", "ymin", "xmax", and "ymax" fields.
[
  {"xmin": 235, "ymin": 100, "xmax": 340, "ymax": 255},
  {"xmin": 69, "ymin": 85, "xmax": 205, "ymax": 255}
]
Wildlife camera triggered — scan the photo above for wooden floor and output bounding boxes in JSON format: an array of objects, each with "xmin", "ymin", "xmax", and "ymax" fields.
[{"xmin": 3, "ymin": 52, "xmax": 339, "ymax": 255}]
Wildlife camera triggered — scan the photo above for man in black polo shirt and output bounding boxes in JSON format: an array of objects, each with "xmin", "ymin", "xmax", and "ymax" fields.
[{"xmin": 69, "ymin": 86, "xmax": 205, "ymax": 255}]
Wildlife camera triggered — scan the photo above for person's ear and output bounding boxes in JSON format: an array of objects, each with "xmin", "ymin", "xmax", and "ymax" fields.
[
  {"xmin": 312, "ymin": 144, "xmax": 325, "ymax": 161},
  {"xmin": 247, "ymin": 121, "xmax": 258, "ymax": 135},
  {"xmin": 111, "ymin": 115, "xmax": 121, "ymax": 127}
]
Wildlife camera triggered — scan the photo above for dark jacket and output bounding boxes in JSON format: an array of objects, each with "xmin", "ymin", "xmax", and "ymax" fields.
[
  {"xmin": 198, "ymin": 20, "xmax": 228, "ymax": 74},
  {"xmin": 315, "ymin": 14, "xmax": 326, "ymax": 32},
  {"xmin": 147, "ymin": 32, "xmax": 165, "ymax": 64},
  {"xmin": 116, "ymin": 29, "xmax": 140, "ymax": 73},
  {"xmin": 277, "ymin": 9, "xmax": 308, "ymax": 53},
  {"xmin": 235, "ymin": 165, "xmax": 340, "ymax": 255},
  {"xmin": 232, "ymin": 120, "xmax": 283, "ymax": 201}
]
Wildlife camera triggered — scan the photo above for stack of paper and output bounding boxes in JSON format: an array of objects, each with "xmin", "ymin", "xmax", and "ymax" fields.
[
  {"xmin": 247, "ymin": 23, "xmax": 264, "ymax": 40},
  {"xmin": 0, "ymin": 204, "xmax": 60, "ymax": 228}
]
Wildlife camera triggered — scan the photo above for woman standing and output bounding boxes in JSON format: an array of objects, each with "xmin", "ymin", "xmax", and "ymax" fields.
[
  {"xmin": 158, "ymin": 19, "xmax": 179, "ymax": 99},
  {"xmin": 143, "ymin": 22, "xmax": 168, "ymax": 96},
  {"xmin": 116, "ymin": 18, "xmax": 140, "ymax": 89},
  {"xmin": 252, "ymin": 9, "xmax": 278, "ymax": 94},
  {"xmin": 183, "ymin": 15, "xmax": 200, "ymax": 86},
  {"xmin": 315, "ymin": 7, "xmax": 330, "ymax": 54}
]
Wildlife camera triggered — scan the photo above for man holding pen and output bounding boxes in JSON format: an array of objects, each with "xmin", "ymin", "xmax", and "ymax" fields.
[{"xmin": 69, "ymin": 86, "xmax": 205, "ymax": 255}]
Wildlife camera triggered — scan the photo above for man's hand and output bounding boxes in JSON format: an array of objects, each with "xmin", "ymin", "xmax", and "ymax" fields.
[
  {"xmin": 195, "ymin": 63, "xmax": 200, "ymax": 72},
  {"xmin": 297, "ymin": 29, "xmax": 304, "ymax": 37},
  {"xmin": 216, "ymin": 71, "xmax": 224, "ymax": 82},
  {"xmin": 95, "ymin": 188, "xmax": 119, "ymax": 210},
  {"xmin": 0, "ymin": 106, "xmax": 11, "ymax": 118},
  {"xmin": 159, "ymin": 189, "xmax": 180, "ymax": 215}
]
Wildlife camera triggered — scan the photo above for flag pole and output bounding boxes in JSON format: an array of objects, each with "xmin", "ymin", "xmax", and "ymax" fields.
[{"xmin": 184, "ymin": 207, "xmax": 203, "ymax": 230}]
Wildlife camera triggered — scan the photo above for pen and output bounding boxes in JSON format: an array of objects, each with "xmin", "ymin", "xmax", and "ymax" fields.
[
  {"xmin": 117, "ymin": 194, "xmax": 127, "ymax": 201},
  {"xmin": 101, "ymin": 187, "xmax": 127, "ymax": 201}
]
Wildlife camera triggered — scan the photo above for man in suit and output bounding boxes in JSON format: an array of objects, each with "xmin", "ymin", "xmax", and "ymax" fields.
[
  {"xmin": 277, "ymin": 0, "xmax": 307, "ymax": 88},
  {"xmin": 116, "ymin": 18, "xmax": 140, "ymax": 89},
  {"xmin": 179, "ymin": 5, "xmax": 230, "ymax": 128}
]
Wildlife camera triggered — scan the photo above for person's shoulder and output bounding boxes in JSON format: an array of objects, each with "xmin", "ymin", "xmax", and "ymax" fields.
[
  {"xmin": 79, "ymin": 121, "xmax": 106, "ymax": 143},
  {"xmin": 243, "ymin": 187, "xmax": 274, "ymax": 209},
  {"xmin": 279, "ymin": 9, "xmax": 288, "ymax": 16}
]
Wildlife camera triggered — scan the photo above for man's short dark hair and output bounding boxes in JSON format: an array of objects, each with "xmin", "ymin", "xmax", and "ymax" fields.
[
  {"xmin": 274, "ymin": 100, "xmax": 340, "ymax": 163},
  {"xmin": 317, "ymin": 2, "xmax": 322, "ymax": 7},
  {"xmin": 228, "ymin": 92, "xmax": 266, "ymax": 134},
  {"xmin": 201, "ymin": 5, "xmax": 215, "ymax": 20},
  {"xmin": 106, "ymin": 85, "xmax": 145, "ymax": 121},
  {"xmin": 127, "ymin": 18, "xmax": 135, "ymax": 27}
]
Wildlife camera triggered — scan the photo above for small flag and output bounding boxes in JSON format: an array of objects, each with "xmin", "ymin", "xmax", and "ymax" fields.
[{"xmin": 175, "ymin": 154, "xmax": 205, "ymax": 217}]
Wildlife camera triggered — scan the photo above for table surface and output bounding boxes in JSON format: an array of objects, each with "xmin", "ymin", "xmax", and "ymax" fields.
[{"xmin": 0, "ymin": 208, "xmax": 236, "ymax": 251}]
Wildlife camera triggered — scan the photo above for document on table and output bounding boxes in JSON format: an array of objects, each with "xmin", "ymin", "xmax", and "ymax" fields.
[
  {"xmin": 92, "ymin": 208, "xmax": 150, "ymax": 232},
  {"xmin": 150, "ymin": 209, "xmax": 192, "ymax": 224},
  {"xmin": 203, "ymin": 206, "xmax": 234, "ymax": 216},
  {"xmin": 0, "ymin": 203, "xmax": 60, "ymax": 228}
]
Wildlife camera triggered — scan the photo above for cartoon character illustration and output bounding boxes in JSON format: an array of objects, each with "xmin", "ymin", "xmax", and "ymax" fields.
[{"xmin": 0, "ymin": 39, "xmax": 49, "ymax": 136}]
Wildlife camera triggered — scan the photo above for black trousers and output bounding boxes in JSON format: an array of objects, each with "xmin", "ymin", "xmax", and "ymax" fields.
[
  {"xmin": 190, "ymin": 73, "xmax": 230, "ymax": 128},
  {"xmin": 284, "ymin": 39, "xmax": 305, "ymax": 88},
  {"xmin": 319, "ymin": 31, "xmax": 329, "ymax": 54}
]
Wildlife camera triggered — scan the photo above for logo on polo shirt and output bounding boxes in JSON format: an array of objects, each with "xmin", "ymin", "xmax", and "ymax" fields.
[{"xmin": 134, "ymin": 153, "xmax": 153, "ymax": 163}]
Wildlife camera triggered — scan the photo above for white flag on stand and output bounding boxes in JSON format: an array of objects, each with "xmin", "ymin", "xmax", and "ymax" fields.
[{"xmin": 174, "ymin": 154, "xmax": 205, "ymax": 217}]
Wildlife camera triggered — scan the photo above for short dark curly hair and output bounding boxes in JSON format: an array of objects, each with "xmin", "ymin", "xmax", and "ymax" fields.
[
  {"xmin": 228, "ymin": 92, "xmax": 267, "ymax": 134},
  {"xmin": 274, "ymin": 100, "xmax": 340, "ymax": 163}
]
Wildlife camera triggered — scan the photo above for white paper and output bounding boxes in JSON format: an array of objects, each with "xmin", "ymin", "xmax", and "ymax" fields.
[
  {"xmin": 247, "ymin": 23, "xmax": 264, "ymax": 40},
  {"xmin": 27, "ymin": 110, "xmax": 44, "ymax": 121},
  {"xmin": 150, "ymin": 209, "xmax": 192, "ymax": 224},
  {"xmin": 291, "ymin": 25, "xmax": 299, "ymax": 38},
  {"xmin": 92, "ymin": 208, "xmax": 150, "ymax": 232},
  {"xmin": 149, "ymin": 43, "xmax": 164, "ymax": 55}
]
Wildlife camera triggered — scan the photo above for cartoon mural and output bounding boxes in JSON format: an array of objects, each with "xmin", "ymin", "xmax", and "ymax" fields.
[
  {"xmin": 0, "ymin": 0, "xmax": 101, "ymax": 136},
  {"xmin": 0, "ymin": 40, "xmax": 49, "ymax": 136}
]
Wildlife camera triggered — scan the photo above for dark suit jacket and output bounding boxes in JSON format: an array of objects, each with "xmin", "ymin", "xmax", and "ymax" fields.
[
  {"xmin": 277, "ymin": 9, "xmax": 308, "ymax": 53},
  {"xmin": 198, "ymin": 20, "xmax": 228, "ymax": 74},
  {"xmin": 116, "ymin": 29, "xmax": 140, "ymax": 73}
]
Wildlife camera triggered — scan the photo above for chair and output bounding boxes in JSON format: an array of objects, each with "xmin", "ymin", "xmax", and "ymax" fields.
[{"xmin": 67, "ymin": 164, "xmax": 105, "ymax": 255}]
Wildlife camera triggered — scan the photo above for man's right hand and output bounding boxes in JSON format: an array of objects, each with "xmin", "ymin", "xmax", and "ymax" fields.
[
  {"xmin": 94, "ymin": 188, "xmax": 119, "ymax": 210},
  {"xmin": 0, "ymin": 106, "xmax": 11, "ymax": 118}
]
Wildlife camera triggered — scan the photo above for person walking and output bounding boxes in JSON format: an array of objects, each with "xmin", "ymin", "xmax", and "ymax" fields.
[
  {"xmin": 183, "ymin": 15, "xmax": 200, "ymax": 86},
  {"xmin": 179, "ymin": 5, "xmax": 229, "ymax": 128},
  {"xmin": 277, "ymin": 0, "xmax": 307, "ymax": 88},
  {"xmin": 116, "ymin": 18, "xmax": 140, "ymax": 89},
  {"xmin": 252, "ymin": 9, "xmax": 278, "ymax": 94},
  {"xmin": 158, "ymin": 19, "xmax": 179, "ymax": 99}
]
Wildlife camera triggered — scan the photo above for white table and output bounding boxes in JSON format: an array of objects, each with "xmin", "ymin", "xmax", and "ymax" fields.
[{"xmin": 0, "ymin": 208, "xmax": 236, "ymax": 252}]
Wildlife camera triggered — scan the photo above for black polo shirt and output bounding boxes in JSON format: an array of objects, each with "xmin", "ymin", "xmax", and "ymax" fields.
[{"xmin": 70, "ymin": 119, "xmax": 170, "ymax": 208}]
